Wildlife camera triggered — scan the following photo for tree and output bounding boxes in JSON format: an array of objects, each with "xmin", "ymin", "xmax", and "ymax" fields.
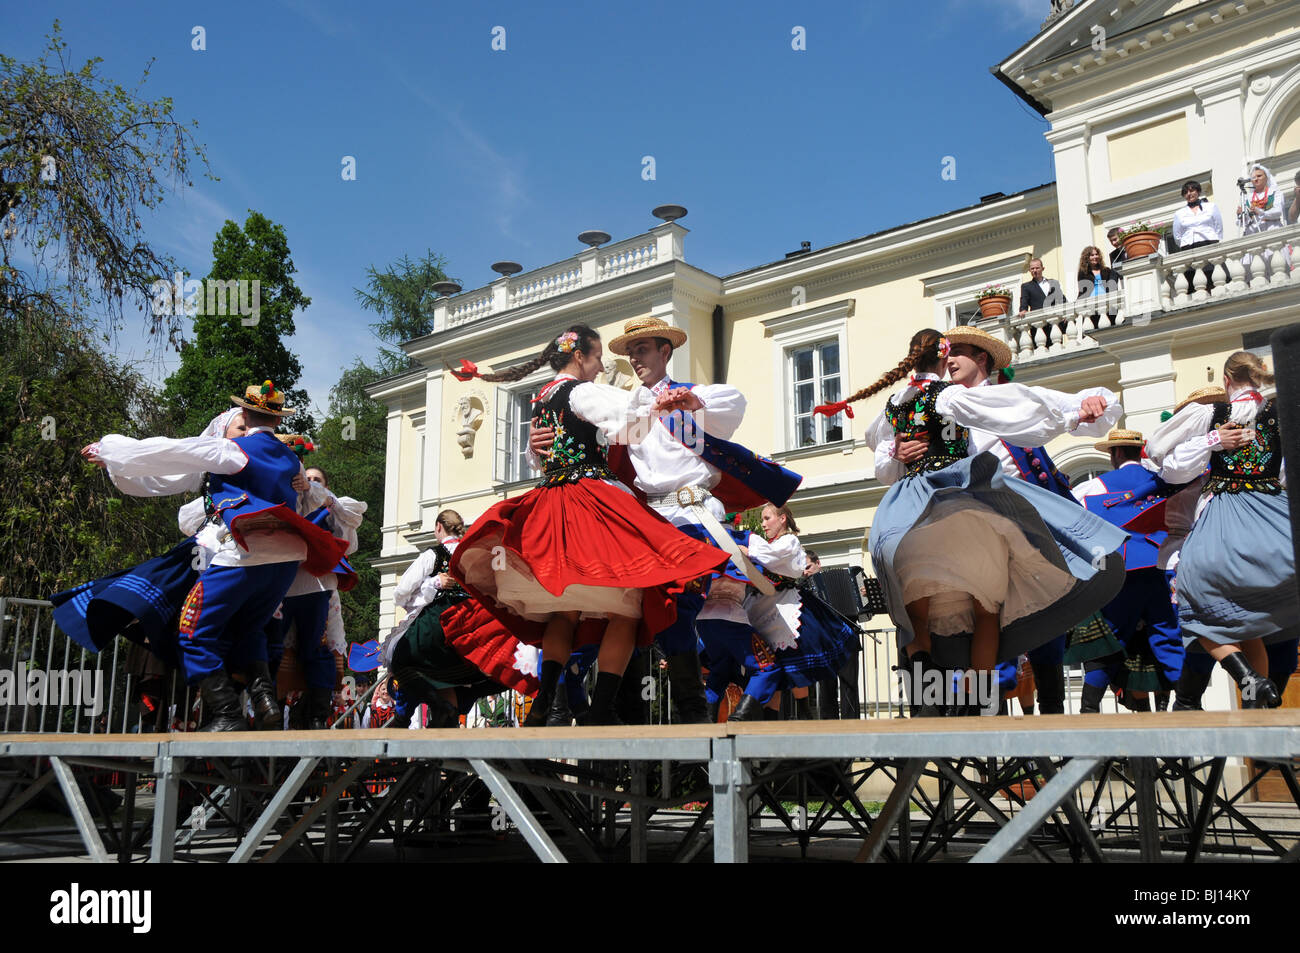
[
  {"xmin": 161, "ymin": 211, "xmax": 314, "ymax": 436},
  {"xmin": 353, "ymin": 249, "xmax": 449, "ymax": 374},
  {"xmin": 0, "ymin": 21, "xmax": 209, "ymax": 345}
]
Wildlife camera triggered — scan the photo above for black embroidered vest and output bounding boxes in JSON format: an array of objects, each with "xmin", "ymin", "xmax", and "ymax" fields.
[
  {"xmin": 534, "ymin": 379, "xmax": 617, "ymax": 487},
  {"xmin": 1205, "ymin": 399, "xmax": 1282, "ymax": 494},
  {"xmin": 885, "ymin": 379, "xmax": 970, "ymax": 476}
]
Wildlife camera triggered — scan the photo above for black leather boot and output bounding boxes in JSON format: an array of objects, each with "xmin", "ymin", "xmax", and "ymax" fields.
[
  {"xmin": 545, "ymin": 688, "xmax": 574, "ymax": 727},
  {"xmin": 198, "ymin": 672, "xmax": 247, "ymax": 732},
  {"xmin": 900, "ymin": 650, "xmax": 943, "ymax": 718},
  {"xmin": 523, "ymin": 660, "xmax": 562, "ymax": 727},
  {"xmin": 706, "ymin": 700, "xmax": 720, "ymax": 725},
  {"xmin": 246, "ymin": 661, "xmax": 282, "ymax": 730},
  {"xmin": 577, "ymin": 672, "xmax": 625, "ymax": 726},
  {"xmin": 1030, "ymin": 661, "xmax": 1066, "ymax": 715},
  {"xmin": 1172, "ymin": 665, "xmax": 1212, "ymax": 711},
  {"xmin": 665, "ymin": 650, "xmax": 709, "ymax": 724},
  {"xmin": 306, "ymin": 685, "xmax": 334, "ymax": 730},
  {"xmin": 1220, "ymin": 652, "xmax": 1281, "ymax": 709},
  {"xmin": 727, "ymin": 694, "xmax": 764, "ymax": 722},
  {"xmin": 1153, "ymin": 690, "xmax": 1171, "ymax": 712},
  {"xmin": 1079, "ymin": 682, "xmax": 1106, "ymax": 714}
]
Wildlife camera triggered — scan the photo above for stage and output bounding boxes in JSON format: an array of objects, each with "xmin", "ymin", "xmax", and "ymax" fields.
[{"xmin": 2, "ymin": 711, "xmax": 1298, "ymax": 863}]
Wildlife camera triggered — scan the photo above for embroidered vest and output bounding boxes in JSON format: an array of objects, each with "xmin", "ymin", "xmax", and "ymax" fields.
[
  {"xmin": 1080, "ymin": 466, "xmax": 1170, "ymax": 571},
  {"xmin": 534, "ymin": 379, "xmax": 617, "ymax": 487},
  {"xmin": 885, "ymin": 380, "xmax": 970, "ymax": 476},
  {"xmin": 1001, "ymin": 442, "xmax": 1074, "ymax": 500},
  {"xmin": 1206, "ymin": 399, "xmax": 1282, "ymax": 494}
]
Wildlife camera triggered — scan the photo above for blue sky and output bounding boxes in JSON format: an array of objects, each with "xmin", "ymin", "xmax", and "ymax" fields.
[{"xmin": 10, "ymin": 0, "xmax": 1058, "ymax": 418}]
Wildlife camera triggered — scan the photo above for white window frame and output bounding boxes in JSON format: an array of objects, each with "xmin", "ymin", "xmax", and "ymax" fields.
[
  {"xmin": 923, "ymin": 252, "xmax": 1031, "ymax": 331},
  {"xmin": 763, "ymin": 299, "xmax": 853, "ymax": 455},
  {"xmin": 493, "ymin": 368, "xmax": 552, "ymax": 486}
]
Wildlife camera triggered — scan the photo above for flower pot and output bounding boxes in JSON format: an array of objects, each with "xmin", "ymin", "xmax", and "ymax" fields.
[
  {"xmin": 978, "ymin": 295, "xmax": 1012, "ymax": 319},
  {"xmin": 1121, "ymin": 230, "xmax": 1161, "ymax": 258}
]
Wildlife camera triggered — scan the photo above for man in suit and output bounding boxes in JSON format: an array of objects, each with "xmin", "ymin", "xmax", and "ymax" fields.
[{"xmin": 1017, "ymin": 257, "xmax": 1064, "ymax": 314}]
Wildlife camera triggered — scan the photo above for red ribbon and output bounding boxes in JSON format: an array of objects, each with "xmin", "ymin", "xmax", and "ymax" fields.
[
  {"xmin": 449, "ymin": 359, "xmax": 480, "ymax": 382},
  {"xmin": 813, "ymin": 399, "xmax": 854, "ymax": 420}
]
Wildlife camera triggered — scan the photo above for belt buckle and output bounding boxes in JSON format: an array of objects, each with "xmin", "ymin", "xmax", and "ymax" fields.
[{"xmin": 675, "ymin": 486, "xmax": 700, "ymax": 508}]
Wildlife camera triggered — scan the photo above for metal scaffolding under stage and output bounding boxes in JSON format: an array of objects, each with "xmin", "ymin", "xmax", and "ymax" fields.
[{"xmin": 2, "ymin": 712, "xmax": 1298, "ymax": 863}]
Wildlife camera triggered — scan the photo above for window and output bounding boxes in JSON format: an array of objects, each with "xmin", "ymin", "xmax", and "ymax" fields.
[
  {"xmin": 494, "ymin": 383, "xmax": 543, "ymax": 484},
  {"xmin": 790, "ymin": 340, "xmax": 844, "ymax": 448}
]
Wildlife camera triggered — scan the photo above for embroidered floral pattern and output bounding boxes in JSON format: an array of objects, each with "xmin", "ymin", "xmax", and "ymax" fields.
[
  {"xmin": 1207, "ymin": 400, "xmax": 1282, "ymax": 495},
  {"xmin": 535, "ymin": 382, "xmax": 616, "ymax": 487},
  {"xmin": 179, "ymin": 582, "xmax": 204, "ymax": 637},
  {"xmin": 885, "ymin": 379, "xmax": 970, "ymax": 476}
]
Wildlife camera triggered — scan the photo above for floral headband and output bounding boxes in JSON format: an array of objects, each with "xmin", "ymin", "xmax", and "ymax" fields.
[{"xmin": 555, "ymin": 331, "xmax": 579, "ymax": 353}]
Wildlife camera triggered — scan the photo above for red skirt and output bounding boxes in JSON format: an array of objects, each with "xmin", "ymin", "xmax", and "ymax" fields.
[
  {"xmin": 440, "ymin": 599, "xmax": 540, "ymax": 696},
  {"xmin": 450, "ymin": 478, "xmax": 728, "ymax": 647}
]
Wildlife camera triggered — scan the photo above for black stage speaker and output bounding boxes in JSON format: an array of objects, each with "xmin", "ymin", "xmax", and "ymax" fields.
[{"xmin": 1270, "ymin": 323, "xmax": 1300, "ymax": 600}]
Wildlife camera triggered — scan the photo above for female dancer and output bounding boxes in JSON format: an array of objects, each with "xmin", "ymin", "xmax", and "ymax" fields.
[
  {"xmin": 1147, "ymin": 351, "xmax": 1297, "ymax": 707},
  {"xmin": 704, "ymin": 503, "xmax": 858, "ymax": 721},
  {"xmin": 846, "ymin": 329, "xmax": 1128, "ymax": 705},
  {"xmin": 447, "ymin": 325, "xmax": 729, "ymax": 725}
]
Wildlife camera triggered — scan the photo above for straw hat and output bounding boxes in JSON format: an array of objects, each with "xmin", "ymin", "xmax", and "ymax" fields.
[
  {"xmin": 1094, "ymin": 428, "xmax": 1145, "ymax": 451},
  {"xmin": 231, "ymin": 379, "xmax": 295, "ymax": 417},
  {"xmin": 1173, "ymin": 385, "xmax": 1226, "ymax": 414},
  {"xmin": 608, "ymin": 316, "xmax": 688, "ymax": 356},
  {"xmin": 943, "ymin": 326, "xmax": 1012, "ymax": 371}
]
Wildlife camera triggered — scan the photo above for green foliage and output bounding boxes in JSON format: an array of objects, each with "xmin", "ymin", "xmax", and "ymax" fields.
[
  {"xmin": 0, "ymin": 310, "xmax": 180, "ymax": 600},
  {"xmin": 161, "ymin": 211, "xmax": 314, "ymax": 436},
  {"xmin": 353, "ymin": 249, "xmax": 448, "ymax": 374},
  {"xmin": 0, "ymin": 20, "xmax": 210, "ymax": 345}
]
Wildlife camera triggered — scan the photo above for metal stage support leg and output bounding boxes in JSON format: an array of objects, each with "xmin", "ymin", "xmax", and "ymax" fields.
[
  {"xmin": 970, "ymin": 757, "xmax": 1101, "ymax": 863},
  {"xmin": 933, "ymin": 760, "xmax": 1053, "ymax": 864},
  {"xmin": 49, "ymin": 756, "xmax": 109, "ymax": 863},
  {"xmin": 856, "ymin": 758, "xmax": 926, "ymax": 864},
  {"xmin": 0, "ymin": 768, "xmax": 56, "ymax": 828},
  {"xmin": 228, "ymin": 757, "xmax": 321, "ymax": 864},
  {"xmin": 468, "ymin": 758, "xmax": 567, "ymax": 863},
  {"xmin": 1036, "ymin": 758, "xmax": 1106, "ymax": 863},
  {"xmin": 1132, "ymin": 757, "xmax": 1162, "ymax": 862},
  {"xmin": 260, "ymin": 758, "xmax": 374, "ymax": 863},
  {"xmin": 151, "ymin": 754, "xmax": 184, "ymax": 863},
  {"xmin": 710, "ymin": 737, "xmax": 751, "ymax": 864},
  {"xmin": 630, "ymin": 760, "xmax": 648, "ymax": 863},
  {"xmin": 1184, "ymin": 758, "xmax": 1226, "ymax": 864}
]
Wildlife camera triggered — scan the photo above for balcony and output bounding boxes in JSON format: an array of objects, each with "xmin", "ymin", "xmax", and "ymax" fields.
[
  {"xmin": 433, "ymin": 223, "xmax": 686, "ymax": 331},
  {"xmin": 976, "ymin": 223, "xmax": 1299, "ymax": 364}
]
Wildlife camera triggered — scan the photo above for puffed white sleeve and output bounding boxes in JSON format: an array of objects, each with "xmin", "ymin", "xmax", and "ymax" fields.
[
  {"xmin": 177, "ymin": 496, "xmax": 209, "ymax": 536},
  {"xmin": 1146, "ymin": 404, "xmax": 1214, "ymax": 463},
  {"xmin": 574, "ymin": 382, "xmax": 653, "ymax": 445},
  {"xmin": 746, "ymin": 532, "xmax": 807, "ymax": 577},
  {"xmin": 394, "ymin": 549, "xmax": 438, "ymax": 610},
  {"xmin": 97, "ymin": 434, "xmax": 247, "ymax": 491},
  {"xmin": 325, "ymin": 494, "xmax": 367, "ymax": 557},
  {"xmin": 934, "ymin": 384, "xmax": 1121, "ymax": 447},
  {"xmin": 864, "ymin": 408, "xmax": 904, "ymax": 486},
  {"xmin": 690, "ymin": 384, "xmax": 746, "ymax": 438}
]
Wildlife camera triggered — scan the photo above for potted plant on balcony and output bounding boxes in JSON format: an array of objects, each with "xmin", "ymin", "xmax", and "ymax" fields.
[
  {"xmin": 1116, "ymin": 220, "xmax": 1168, "ymax": 258},
  {"xmin": 976, "ymin": 284, "xmax": 1014, "ymax": 318}
]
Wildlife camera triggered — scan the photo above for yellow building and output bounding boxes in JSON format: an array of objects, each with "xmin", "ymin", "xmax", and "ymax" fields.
[{"xmin": 369, "ymin": 0, "xmax": 1300, "ymax": 714}]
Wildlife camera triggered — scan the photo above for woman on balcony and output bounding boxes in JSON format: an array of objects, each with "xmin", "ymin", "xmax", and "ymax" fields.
[
  {"xmin": 1238, "ymin": 163, "xmax": 1290, "ymax": 277},
  {"xmin": 446, "ymin": 325, "xmax": 729, "ymax": 725},
  {"xmin": 1076, "ymin": 245, "xmax": 1119, "ymax": 328},
  {"xmin": 837, "ymin": 329, "xmax": 1128, "ymax": 713},
  {"xmin": 1147, "ymin": 351, "xmax": 1296, "ymax": 709}
]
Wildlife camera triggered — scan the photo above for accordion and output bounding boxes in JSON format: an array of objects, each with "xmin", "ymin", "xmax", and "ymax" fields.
[{"xmin": 805, "ymin": 566, "xmax": 886, "ymax": 620}]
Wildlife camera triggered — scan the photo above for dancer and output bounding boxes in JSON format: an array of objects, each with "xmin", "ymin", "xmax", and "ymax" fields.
[
  {"xmin": 447, "ymin": 325, "xmax": 730, "ymax": 725},
  {"xmin": 871, "ymin": 325, "xmax": 1123, "ymax": 713},
  {"xmin": 1071, "ymin": 428, "xmax": 1185, "ymax": 712},
  {"xmin": 80, "ymin": 381, "xmax": 349, "ymax": 730},
  {"xmin": 843, "ymin": 329, "xmax": 1128, "ymax": 710},
  {"xmin": 529, "ymin": 315, "xmax": 802, "ymax": 723},
  {"xmin": 1148, "ymin": 352, "xmax": 1297, "ymax": 708}
]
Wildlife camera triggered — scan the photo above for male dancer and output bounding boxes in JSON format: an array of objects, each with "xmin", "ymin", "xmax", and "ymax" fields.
[
  {"xmin": 1071, "ymin": 428, "xmax": 1184, "ymax": 712},
  {"xmin": 530, "ymin": 316, "xmax": 801, "ymax": 722},
  {"xmin": 883, "ymin": 326, "xmax": 1122, "ymax": 713},
  {"xmin": 82, "ymin": 381, "xmax": 349, "ymax": 730}
]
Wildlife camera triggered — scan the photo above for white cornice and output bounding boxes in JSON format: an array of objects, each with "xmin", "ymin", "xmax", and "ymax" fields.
[
  {"xmin": 760, "ymin": 298, "xmax": 856, "ymax": 337},
  {"xmin": 365, "ymin": 367, "xmax": 427, "ymax": 405}
]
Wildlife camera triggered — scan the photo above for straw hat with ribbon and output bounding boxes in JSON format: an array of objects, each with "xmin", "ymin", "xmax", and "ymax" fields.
[
  {"xmin": 608, "ymin": 316, "xmax": 688, "ymax": 356},
  {"xmin": 1173, "ymin": 384, "xmax": 1226, "ymax": 415},
  {"xmin": 942, "ymin": 326, "xmax": 1013, "ymax": 371},
  {"xmin": 231, "ymin": 379, "xmax": 295, "ymax": 417},
  {"xmin": 1094, "ymin": 428, "xmax": 1145, "ymax": 451}
]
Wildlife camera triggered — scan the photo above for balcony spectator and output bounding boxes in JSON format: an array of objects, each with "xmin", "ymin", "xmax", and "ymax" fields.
[
  {"xmin": 1289, "ymin": 170, "xmax": 1300, "ymax": 227},
  {"xmin": 1017, "ymin": 257, "xmax": 1064, "ymax": 315},
  {"xmin": 1238, "ymin": 163, "xmax": 1290, "ymax": 276},
  {"xmin": 1076, "ymin": 245, "xmax": 1119, "ymax": 326},
  {"xmin": 1172, "ymin": 180, "xmax": 1223, "ymax": 292},
  {"xmin": 1106, "ymin": 226, "xmax": 1127, "ymax": 271}
]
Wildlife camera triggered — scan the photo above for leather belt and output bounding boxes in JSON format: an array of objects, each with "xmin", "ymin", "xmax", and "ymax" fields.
[{"xmin": 646, "ymin": 485, "xmax": 775, "ymax": 596}]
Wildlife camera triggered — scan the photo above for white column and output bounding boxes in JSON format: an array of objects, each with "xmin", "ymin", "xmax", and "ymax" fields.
[
  {"xmin": 1046, "ymin": 122, "xmax": 1091, "ymax": 273},
  {"xmin": 1195, "ymin": 77, "xmax": 1247, "ymax": 236},
  {"xmin": 421, "ymin": 370, "xmax": 443, "ymax": 530},
  {"xmin": 381, "ymin": 409, "xmax": 403, "ymax": 557},
  {"xmin": 1115, "ymin": 344, "xmax": 1177, "ymax": 436}
]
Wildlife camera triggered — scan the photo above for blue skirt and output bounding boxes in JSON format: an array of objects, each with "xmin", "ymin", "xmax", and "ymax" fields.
[
  {"xmin": 50, "ymin": 538, "xmax": 197, "ymax": 668},
  {"xmin": 771, "ymin": 591, "xmax": 860, "ymax": 687},
  {"xmin": 869, "ymin": 453, "xmax": 1128, "ymax": 663},
  {"xmin": 1176, "ymin": 490, "xmax": 1299, "ymax": 646}
]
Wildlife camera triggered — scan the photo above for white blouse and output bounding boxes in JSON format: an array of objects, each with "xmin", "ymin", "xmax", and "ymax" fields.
[{"xmin": 746, "ymin": 531, "xmax": 807, "ymax": 579}]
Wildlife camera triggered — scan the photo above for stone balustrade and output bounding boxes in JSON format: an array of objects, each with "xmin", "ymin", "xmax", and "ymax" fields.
[{"xmin": 1158, "ymin": 223, "xmax": 1298, "ymax": 309}]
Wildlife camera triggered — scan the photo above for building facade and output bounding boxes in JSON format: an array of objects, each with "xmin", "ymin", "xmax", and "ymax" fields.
[{"xmin": 368, "ymin": 0, "xmax": 1300, "ymax": 713}]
